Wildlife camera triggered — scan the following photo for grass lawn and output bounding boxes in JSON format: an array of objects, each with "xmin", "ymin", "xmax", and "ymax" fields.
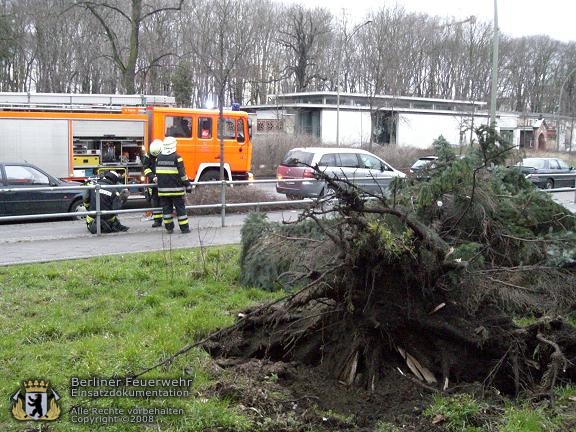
[
  {"xmin": 0, "ymin": 246, "xmax": 282, "ymax": 431},
  {"xmin": 1, "ymin": 245, "xmax": 575, "ymax": 432}
]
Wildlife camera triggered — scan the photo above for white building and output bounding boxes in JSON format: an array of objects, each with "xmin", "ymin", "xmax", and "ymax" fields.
[{"xmin": 246, "ymin": 92, "xmax": 575, "ymax": 151}]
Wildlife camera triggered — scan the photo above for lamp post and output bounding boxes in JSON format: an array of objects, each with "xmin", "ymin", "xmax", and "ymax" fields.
[
  {"xmin": 556, "ymin": 66, "xmax": 576, "ymax": 150},
  {"xmin": 489, "ymin": 0, "xmax": 499, "ymax": 126},
  {"xmin": 336, "ymin": 19, "xmax": 372, "ymax": 147}
]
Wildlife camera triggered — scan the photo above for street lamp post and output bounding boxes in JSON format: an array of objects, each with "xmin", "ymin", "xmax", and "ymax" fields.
[
  {"xmin": 556, "ymin": 66, "xmax": 576, "ymax": 150},
  {"xmin": 489, "ymin": 0, "xmax": 499, "ymax": 126},
  {"xmin": 336, "ymin": 20, "xmax": 372, "ymax": 147}
]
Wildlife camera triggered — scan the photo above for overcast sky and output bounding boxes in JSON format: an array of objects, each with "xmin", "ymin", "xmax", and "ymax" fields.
[{"xmin": 277, "ymin": 0, "xmax": 575, "ymax": 42}]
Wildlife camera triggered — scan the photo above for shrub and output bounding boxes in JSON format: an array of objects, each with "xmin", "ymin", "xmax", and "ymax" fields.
[
  {"xmin": 185, "ymin": 184, "xmax": 280, "ymax": 215},
  {"xmin": 252, "ymin": 132, "xmax": 435, "ymax": 176},
  {"xmin": 363, "ymin": 144, "xmax": 433, "ymax": 173},
  {"xmin": 251, "ymin": 133, "xmax": 321, "ymax": 177}
]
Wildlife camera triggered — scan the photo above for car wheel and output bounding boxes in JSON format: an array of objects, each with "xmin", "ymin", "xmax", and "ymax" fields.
[
  {"xmin": 69, "ymin": 198, "xmax": 86, "ymax": 220},
  {"xmin": 545, "ymin": 179, "xmax": 554, "ymax": 189}
]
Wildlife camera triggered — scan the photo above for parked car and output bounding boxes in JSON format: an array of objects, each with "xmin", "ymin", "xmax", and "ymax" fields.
[
  {"xmin": 516, "ymin": 157, "xmax": 575, "ymax": 189},
  {"xmin": 409, "ymin": 156, "xmax": 438, "ymax": 174},
  {"xmin": 0, "ymin": 162, "xmax": 85, "ymax": 217},
  {"xmin": 276, "ymin": 147, "xmax": 406, "ymax": 199}
]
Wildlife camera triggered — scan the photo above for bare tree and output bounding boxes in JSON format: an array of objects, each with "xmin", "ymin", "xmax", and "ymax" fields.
[
  {"xmin": 187, "ymin": 0, "xmax": 257, "ymax": 185},
  {"xmin": 1, "ymin": 0, "xmax": 575, "ymax": 122},
  {"xmin": 75, "ymin": 0, "xmax": 183, "ymax": 94},
  {"xmin": 278, "ymin": 5, "xmax": 331, "ymax": 92}
]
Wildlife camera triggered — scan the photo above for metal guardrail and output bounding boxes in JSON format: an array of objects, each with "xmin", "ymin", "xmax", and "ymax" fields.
[
  {"xmin": 0, "ymin": 179, "xmax": 319, "ymax": 235},
  {"xmin": 1, "ymin": 175, "xmax": 574, "ymax": 236}
]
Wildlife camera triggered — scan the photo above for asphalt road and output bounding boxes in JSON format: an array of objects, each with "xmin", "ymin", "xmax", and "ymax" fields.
[
  {"xmin": 0, "ymin": 209, "xmax": 302, "ymax": 266},
  {"xmin": 551, "ymin": 190, "xmax": 576, "ymax": 213},
  {"xmin": 0, "ymin": 186, "xmax": 574, "ymax": 267}
]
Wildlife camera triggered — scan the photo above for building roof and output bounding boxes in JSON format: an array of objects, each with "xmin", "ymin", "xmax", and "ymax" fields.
[
  {"xmin": 269, "ymin": 91, "xmax": 487, "ymax": 107},
  {"xmin": 245, "ymin": 91, "xmax": 488, "ymax": 116}
]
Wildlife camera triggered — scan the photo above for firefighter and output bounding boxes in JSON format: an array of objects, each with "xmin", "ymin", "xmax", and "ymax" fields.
[
  {"xmin": 156, "ymin": 136, "xmax": 191, "ymax": 234},
  {"xmin": 142, "ymin": 139, "xmax": 163, "ymax": 227},
  {"xmin": 83, "ymin": 170, "xmax": 129, "ymax": 234}
]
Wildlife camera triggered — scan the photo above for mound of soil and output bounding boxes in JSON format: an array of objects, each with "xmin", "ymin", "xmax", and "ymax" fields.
[{"xmin": 205, "ymin": 357, "xmax": 433, "ymax": 431}]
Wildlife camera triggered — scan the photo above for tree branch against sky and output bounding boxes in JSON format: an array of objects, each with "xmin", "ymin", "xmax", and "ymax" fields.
[
  {"xmin": 1, "ymin": 0, "xmax": 574, "ymax": 116},
  {"xmin": 74, "ymin": 0, "xmax": 183, "ymax": 94}
]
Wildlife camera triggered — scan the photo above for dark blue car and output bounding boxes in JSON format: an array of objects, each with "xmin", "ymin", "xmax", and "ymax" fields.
[
  {"xmin": 0, "ymin": 162, "xmax": 85, "ymax": 217},
  {"xmin": 517, "ymin": 158, "xmax": 575, "ymax": 189}
]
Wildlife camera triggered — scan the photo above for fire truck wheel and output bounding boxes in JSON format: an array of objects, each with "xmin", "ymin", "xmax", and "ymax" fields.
[{"xmin": 199, "ymin": 170, "xmax": 222, "ymax": 182}]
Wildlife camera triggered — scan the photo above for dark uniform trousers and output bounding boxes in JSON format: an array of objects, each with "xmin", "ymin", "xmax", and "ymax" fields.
[
  {"xmin": 83, "ymin": 180, "xmax": 128, "ymax": 234},
  {"xmin": 160, "ymin": 196, "xmax": 188, "ymax": 231},
  {"xmin": 142, "ymin": 153, "xmax": 162, "ymax": 223},
  {"xmin": 156, "ymin": 152, "xmax": 190, "ymax": 233}
]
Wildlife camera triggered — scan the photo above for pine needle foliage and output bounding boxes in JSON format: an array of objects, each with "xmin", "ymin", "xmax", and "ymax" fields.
[{"xmin": 239, "ymin": 213, "xmax": 330, "ymax": 290}]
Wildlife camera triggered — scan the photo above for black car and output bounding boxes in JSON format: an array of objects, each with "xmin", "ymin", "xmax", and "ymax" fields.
[
  {"xmin": 516, "ymin": 157, "xmax": 575, "ymax": 189},
  {"xmin": 0, "ymin": 162, "xmax": 85, "ymax": 217}
]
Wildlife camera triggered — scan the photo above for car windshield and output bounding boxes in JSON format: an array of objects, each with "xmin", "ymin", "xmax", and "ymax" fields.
[
  {"xmin": 411, "ymin": 158, "xmax": 435, "ymax": 169},
  {"xmin": 281, "ymin": 150, "xmax": 314, "ymax": 167},
  {"xmin": 521, "ymin": 158, "xmax": 546, "ymax": 169}
]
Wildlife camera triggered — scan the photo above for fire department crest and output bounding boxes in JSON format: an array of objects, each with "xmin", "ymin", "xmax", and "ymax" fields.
[{"xmin": 11, "ymin": 380, "xmax": 61, "ymax": 421}]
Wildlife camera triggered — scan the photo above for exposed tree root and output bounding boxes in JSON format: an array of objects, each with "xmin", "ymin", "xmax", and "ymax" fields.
[{"xmin": 209, "ymin": 139, "xmax": 576, "ymax": 402}]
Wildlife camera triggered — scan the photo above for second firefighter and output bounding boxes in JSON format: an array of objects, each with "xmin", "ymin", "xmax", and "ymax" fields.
[
  {"xmin": 156, "ymin": 136, "xmax": 191, "ymax": 234},
  {"xmin": 142, "ymin": 139, "xmax": 163, "ymax": 227}
]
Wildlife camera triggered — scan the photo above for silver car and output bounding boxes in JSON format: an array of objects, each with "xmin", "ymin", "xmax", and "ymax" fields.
[{"xmin": 276, "ymin": 147, "xmax": 406, "ymax": 199}]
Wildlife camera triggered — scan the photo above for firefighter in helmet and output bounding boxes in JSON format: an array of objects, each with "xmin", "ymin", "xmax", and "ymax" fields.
[
  {"xmin": 83, "ymin": 170, "xmax": 129, "ymax": 234},
  {"xmin": 155, "ymin": 136, "xmax": 191, "ymax": 234},
  {"xmin": 142, "ymin": 139, "xmax": 163, "ymax": 227}
]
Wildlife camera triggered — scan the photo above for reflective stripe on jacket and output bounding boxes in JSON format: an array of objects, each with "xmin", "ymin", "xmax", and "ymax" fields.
[
  {"xmin": 83, "ymin": 178, "xmax": 123, "ymax": 223},
  {"xmin": 156, "ymin": 153, "xmax": 188, "ymax": 196}
]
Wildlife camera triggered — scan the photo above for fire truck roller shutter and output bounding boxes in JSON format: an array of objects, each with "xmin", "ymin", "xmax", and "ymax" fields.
[{"xmin": 0, "ymin": 118, "xmax": 69, "ymax": 177}]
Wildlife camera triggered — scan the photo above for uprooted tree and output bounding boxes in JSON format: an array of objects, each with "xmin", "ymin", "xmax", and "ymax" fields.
[{"xmin": 206, "ymin": 126, "xmax": 576, "ymax": 397}]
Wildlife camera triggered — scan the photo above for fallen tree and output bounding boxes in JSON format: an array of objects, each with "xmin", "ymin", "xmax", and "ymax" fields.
[{"xmin": 206, "ymin": 127, "xmax": 576, "ymax": 402}]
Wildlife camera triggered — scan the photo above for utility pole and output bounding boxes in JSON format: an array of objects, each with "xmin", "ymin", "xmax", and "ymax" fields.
[
  {"xmin": 489, "ymin": 0, "xmax": 499, "ymax": 126},
  {"xmin": 336, "ymin": 19, "xmax": 372, "ymax": 147}
]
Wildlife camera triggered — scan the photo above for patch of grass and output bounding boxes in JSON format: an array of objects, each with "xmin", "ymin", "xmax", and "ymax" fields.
[
  {"xmin": 374, "ymin": 420, "xmax": 402, "ymax": 431},
  {"xmin": 0, "ymin": 246, "xmax": 282, "ymax": 432},
  {"xmin": 423, "ymin": 393, "xmax": 484, "ymax": 431},
  {"xmin": 500, "ymin": 406, "xmax": 559, "ymax": 432},
  {"xmin": 552, "ymin": 384, "xmax": 576, "ymax": 429},
  {"xmin": 554, "ymin": 383, "xmax": 576, "ymax": 401},
  {"xmin": 513, "ymin": 315, "xmax": 539, "ymax": 327},
  {"xmin": 567, "ymin": 311, "xmax": 576, "ymax": 328}
]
